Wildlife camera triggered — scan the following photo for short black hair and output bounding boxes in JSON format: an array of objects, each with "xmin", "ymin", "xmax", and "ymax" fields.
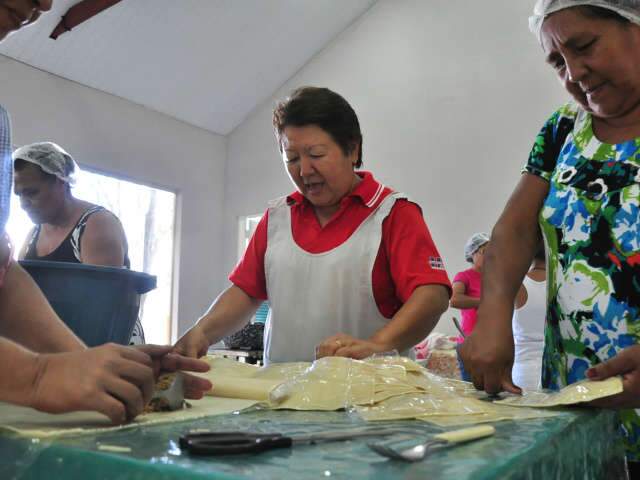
[
  {"xmin": 13, "ymin": 158, "xmax": 56, "ymax": 183},
  {"xmin": 273, "ymin": 87, "xmax": 363, "ymax": 168}
]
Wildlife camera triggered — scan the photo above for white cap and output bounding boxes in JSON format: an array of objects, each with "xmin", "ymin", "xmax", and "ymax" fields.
[
  {"xmin": 464, "ymin": 232, "xmax": 490, "ymax": 263},
  {"xmin": 529, "ymin": 0, "xmax": 640, "ymax": 42},
  {"xmin": 13, "ymin": 142, "xmax": 79, "ymax": 185}
]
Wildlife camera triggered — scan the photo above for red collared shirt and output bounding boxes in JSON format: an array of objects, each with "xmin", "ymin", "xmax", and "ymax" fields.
[{"xmin": 230, "ymin": 171, "xmax": 451, "ymax": 318}]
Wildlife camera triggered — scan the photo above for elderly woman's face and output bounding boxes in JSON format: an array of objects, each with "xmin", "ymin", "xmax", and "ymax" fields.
[
  {"xmin": 541, "ymin": 8, "xmax": 640, "ymax": 119},
  {"xmin": 0, "ymin": 0, "xmax": 52, "ymax": 41},
  {"xmin": 14, "ymin": 164, "xmax": 66, "ymax": 224},
  {"xmin": 281, "ymin": 125, "xmax": 358, "ymax": 211}
]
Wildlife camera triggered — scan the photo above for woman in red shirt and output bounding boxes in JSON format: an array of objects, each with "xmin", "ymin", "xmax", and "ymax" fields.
[{"xmin": 175, "ymin": 87, "xmax": 451, "ymax": 364}]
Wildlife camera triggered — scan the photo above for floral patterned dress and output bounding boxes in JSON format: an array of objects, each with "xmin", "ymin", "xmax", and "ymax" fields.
[{"xmin": 525, "ymin": 102, "xmax": 640, "ymax": 460}]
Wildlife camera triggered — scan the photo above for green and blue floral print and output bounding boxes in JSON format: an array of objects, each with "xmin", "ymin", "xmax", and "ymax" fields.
[{"xmin": 525, "ymin": 102, "xmax": 640, "ymax": 460}]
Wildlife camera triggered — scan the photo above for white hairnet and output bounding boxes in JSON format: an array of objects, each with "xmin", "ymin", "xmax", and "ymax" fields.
[
  {"xmin": 464, "ymin": 232, "xmax": 490, "ymax": 263},
  {"xmin": 529, "ymin": 0, "xmax": 640, "ymax": 41},
  {"xmin": 13, "ymin": 142, "xmax": 79, "ymax": 185}
]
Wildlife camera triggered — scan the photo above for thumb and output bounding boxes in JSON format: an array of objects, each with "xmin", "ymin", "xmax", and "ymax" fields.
[
  {"xmin": 502, "ymin": 376, "xmax": 522, "ymax": 395},
  {"xmin": 587, "ymin": 352, "xmax": 635, "ymax": 381}
]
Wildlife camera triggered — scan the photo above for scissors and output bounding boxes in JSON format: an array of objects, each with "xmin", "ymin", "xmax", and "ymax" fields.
[{"xmin": 179, "ymin": 427, "xmax": 403, "ymax": 456}]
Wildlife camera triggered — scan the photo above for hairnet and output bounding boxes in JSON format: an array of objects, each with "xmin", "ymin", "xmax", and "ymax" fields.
[
  {"xmin": 529, "ymin": 0, "xmax": 640, "ymax": 41},
  {"xmin": 12, "ymin": 142, "xmax": 79, "ymax": 185},
  {"xmin": 464, "ymin": 232, "xmax": 490, "ymax": 263}
]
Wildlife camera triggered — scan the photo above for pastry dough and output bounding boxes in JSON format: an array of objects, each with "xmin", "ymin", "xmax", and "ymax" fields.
[
  {"xmin": 0, "ymin": 396, "xmax": 257, "ymax": 439},
  {"xmin": 495, "ymin": 377, "xmax": 623, "ymax": 408},
  {"xmin": 2, "ymin": 356, "xmax": 619, "ymax": 439}
]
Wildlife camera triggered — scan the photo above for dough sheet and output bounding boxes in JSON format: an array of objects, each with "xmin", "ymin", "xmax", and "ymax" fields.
[
  {"xmin": 2, "ymin": 356, "xmax": 621, "ymax": 439},
  {"xmin": 0, "ymin": 396, "xmax": 258, "ymax": 439},
  {"xmin": 495, "ymin": 377, "xmax": 623, "ymax": 408}
]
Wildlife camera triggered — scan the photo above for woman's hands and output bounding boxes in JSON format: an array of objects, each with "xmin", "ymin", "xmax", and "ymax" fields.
[
  {"xmin": 173, "ymin": 325, "xmax": 211, "ymax": 359},
  {"xmin": 315, "ymin": 333, "xmax": 393, "ymax": 360},
  {"xmin": 458, "ymin": 301, "xmax": 522, "ymax": 394},
  {"xmin": 134, "ymin": 344, "xmax": 212, "ymax": 399},
  {"xmin": 27, "ymin": 343, "xmax": 212, "ymax": 425},
  {"xmin": 586, "ymin": 345, "xmax": 640, "ymax": 409},
  {"xmin": 29, "ymin": 343, "xmax": 157, "ymax": 424}
]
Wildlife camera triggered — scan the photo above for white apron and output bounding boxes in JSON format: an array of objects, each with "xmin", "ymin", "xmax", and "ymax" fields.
[
  {"xmin": 264, "ymin": 192, "xmax": 405, "ymax": 364},
  {"xmin": 511, "ymin": 275, "xmax": 546, "ymax": 391}
]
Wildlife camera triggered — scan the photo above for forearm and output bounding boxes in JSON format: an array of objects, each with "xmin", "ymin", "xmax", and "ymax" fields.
[
  {"xmin": 196, "ymin": 285, "xmax": 263, "ymax": 344},
  {"xmin": 0, "ymin": 336, "xmax": 40, "ymax": 407},
  {"xmin": 450, "ymin": 294, "xmax": 480, "ymax": 309},
  {"xmin": 369, "ymin": 285, "xmax": 450, "ymax": 351},
  {"xmin": 0, "ymin": 263, "xmax": 84, "ymax": 353}
]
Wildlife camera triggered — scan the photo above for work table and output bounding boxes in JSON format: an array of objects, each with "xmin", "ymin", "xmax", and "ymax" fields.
[{"xmin": 1, "ymin": 407, "xmax": 625, "ymax": 479}]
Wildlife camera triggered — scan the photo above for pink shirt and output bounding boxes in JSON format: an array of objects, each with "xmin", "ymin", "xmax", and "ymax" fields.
[{"xmin": 453, "ymin": 268, "xmax": 482, "ymax": 342}]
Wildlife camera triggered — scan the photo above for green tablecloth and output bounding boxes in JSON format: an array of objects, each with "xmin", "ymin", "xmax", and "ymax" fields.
[{"xmin": 1, "ymin": 408, "xmax": 626, "ymax": 479}]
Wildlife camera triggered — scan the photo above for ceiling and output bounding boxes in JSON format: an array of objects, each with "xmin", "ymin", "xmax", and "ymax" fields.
[{"xmin": 0, "ymin": 0, "xmax": 377, "ymax": 135}]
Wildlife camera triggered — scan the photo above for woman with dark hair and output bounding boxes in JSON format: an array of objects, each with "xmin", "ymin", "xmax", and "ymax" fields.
[
  {"xmin": 459, "ymin": 0, "xmax": 640, "ymax": 467},
  {"xmin": 13, "ymin": 142, "xmax": 145, "ymax": 343},
  {"xmin": 176, "ymin": 86, "xmax": 451, "ymax": 364}
]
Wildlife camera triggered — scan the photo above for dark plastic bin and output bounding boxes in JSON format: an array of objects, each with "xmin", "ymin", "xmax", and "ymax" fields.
[{"xmin": 20, "ymin": 260, "xmax": 156, "ymax": 347}]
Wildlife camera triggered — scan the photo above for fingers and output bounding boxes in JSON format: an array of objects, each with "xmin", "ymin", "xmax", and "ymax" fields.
[
  {"xmin": 117, "ymin": 344, "xmax": 154, "ymax": 368},
  {"xmin": 587, "ymin": 348, "xmax": 638, "ymax": 381},
  {"xmin": 160, "ymin": 353, "xmax": 211, "ymax": 373},
  {"xmin": 183, "ymin": 373, "xmax": 213, "ymax": 400},
  {"xmin": 104, "ymin": 377, "xmax": 145, "ymax": 421},
  {"xmin": 116, "ymin": 360, "xmax": 156, "ymax": 406},
  {"xmin": 316, "ymin": 334, "xmax": 354, "ymax": 359},
  {"xmin": 93, "ymin": 394, "xmax": 127, "ymax": 425},
  {"xmin": 133, "ymin": 344, "xmax": 173, "ymax": 359},
  {"xmin": 502, "ymin": 377, "xmax": 522, "ymax": 395}
]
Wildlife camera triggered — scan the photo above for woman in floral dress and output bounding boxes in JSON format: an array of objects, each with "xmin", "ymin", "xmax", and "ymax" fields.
[{"xmin": 460, "ymin": 0, "xmax": 640, "ymax": 471}]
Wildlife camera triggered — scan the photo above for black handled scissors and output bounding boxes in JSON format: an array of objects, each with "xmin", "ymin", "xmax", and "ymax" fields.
[{"xmin": 179, "ymin": 428, "xmax": 403, "ymax": 456}]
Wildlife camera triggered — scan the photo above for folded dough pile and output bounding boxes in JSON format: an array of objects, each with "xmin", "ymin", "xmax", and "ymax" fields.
[{"xmin": 198, "ymin": 356, "xmax": 622, "ymax": 425}]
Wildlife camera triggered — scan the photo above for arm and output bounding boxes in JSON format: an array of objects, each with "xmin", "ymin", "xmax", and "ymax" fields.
[
  {"xmin": 0, "ymin": 336, "xmax": 154, "ymax": 423},
  {"xmin": 459, "ymin": 173, "xmax": 549, "ymax": 394},
  {"xmin": 316, "ymin": 285, "xmax": 449, "ymax": 359},
  {"xmin": 80, "ymin": 211, "xmax": 127, "ymax": 267},
  {"xmin": 173, "ymin": 285, "xmax": 263, "ymax": 358},
  {"xmin": 369, "ymin": 284, "xmax": 449, "ymax": 351},
  {"xmin": 450, "ymin": 281, "xmax": 480, "ymax": 309},
  {"xmin": 0, "ymin": 261, "xmax": 84, "ymax": 353},
  {"xmin": 316, "ymin": 200, "xmax": 451, "ymax": 359}
]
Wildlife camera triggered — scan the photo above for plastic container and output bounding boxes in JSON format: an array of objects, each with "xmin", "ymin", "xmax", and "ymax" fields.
[{"xmin": 20, "ymin": 260, "xmax": 156, "ymax": 347}]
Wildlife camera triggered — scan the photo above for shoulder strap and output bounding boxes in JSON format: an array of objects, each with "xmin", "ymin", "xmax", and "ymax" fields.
[{"xmin": 70, "ymin": 206, "xmax": 105, "ymax": 262}]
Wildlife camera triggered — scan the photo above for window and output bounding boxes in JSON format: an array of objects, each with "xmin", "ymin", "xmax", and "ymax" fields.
[
  {"xmin": 238, "ymin": 213, "xmax": 268, "ymax": 324},
  {"xmin": 6, "ymin": 166, "xmax": 176, "ymax": 345},
  {"xmin": 237, "ymin": 214, "xmax": 261, "ymax": 259}
]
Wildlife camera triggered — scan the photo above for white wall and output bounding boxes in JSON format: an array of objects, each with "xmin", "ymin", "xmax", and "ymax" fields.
[
  {"xmin": 224, "ymin": 0, "xmax": 569, "ymax": 336},
  {"xmin": 0, "ymin": 55, "xmax": 226, "ymax": 340}
]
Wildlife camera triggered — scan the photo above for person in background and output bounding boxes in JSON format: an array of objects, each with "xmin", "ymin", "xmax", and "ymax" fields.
[
  {"xmin": 460, "ymin": 0, "xmax": 640, "ymax": 470},
  {"xmin": 13, "ymin": 142, "xmax": 144, "ymax": 343},
  {"xmin": 0, "ymin": 0, "xmax": 210, "ymax": 424},
  {"xmin": 175, "ymin": 86, "xmax": 451, "ymax": 364},
  {"xmin": 511, "ymin": 247, "xmax": 546, "ymax": 391},
  {"xmin": 449, "ymin": 233, "xmax": 489, "ymax": 381}
]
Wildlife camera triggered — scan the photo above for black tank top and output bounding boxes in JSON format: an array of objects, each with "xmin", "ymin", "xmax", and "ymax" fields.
[{"xmin": 24, "ymin": 206, "xmax": 130, "ymax": 268}]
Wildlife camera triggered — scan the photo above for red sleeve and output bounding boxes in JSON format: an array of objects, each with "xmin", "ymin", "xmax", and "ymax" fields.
[
  {"xmin": 382, "ymin": 200, "xmax": 452, "ymax": 302},
  {"xmin": 228, "ymin": 210, "xmax": 269, "ymax": 300}
]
